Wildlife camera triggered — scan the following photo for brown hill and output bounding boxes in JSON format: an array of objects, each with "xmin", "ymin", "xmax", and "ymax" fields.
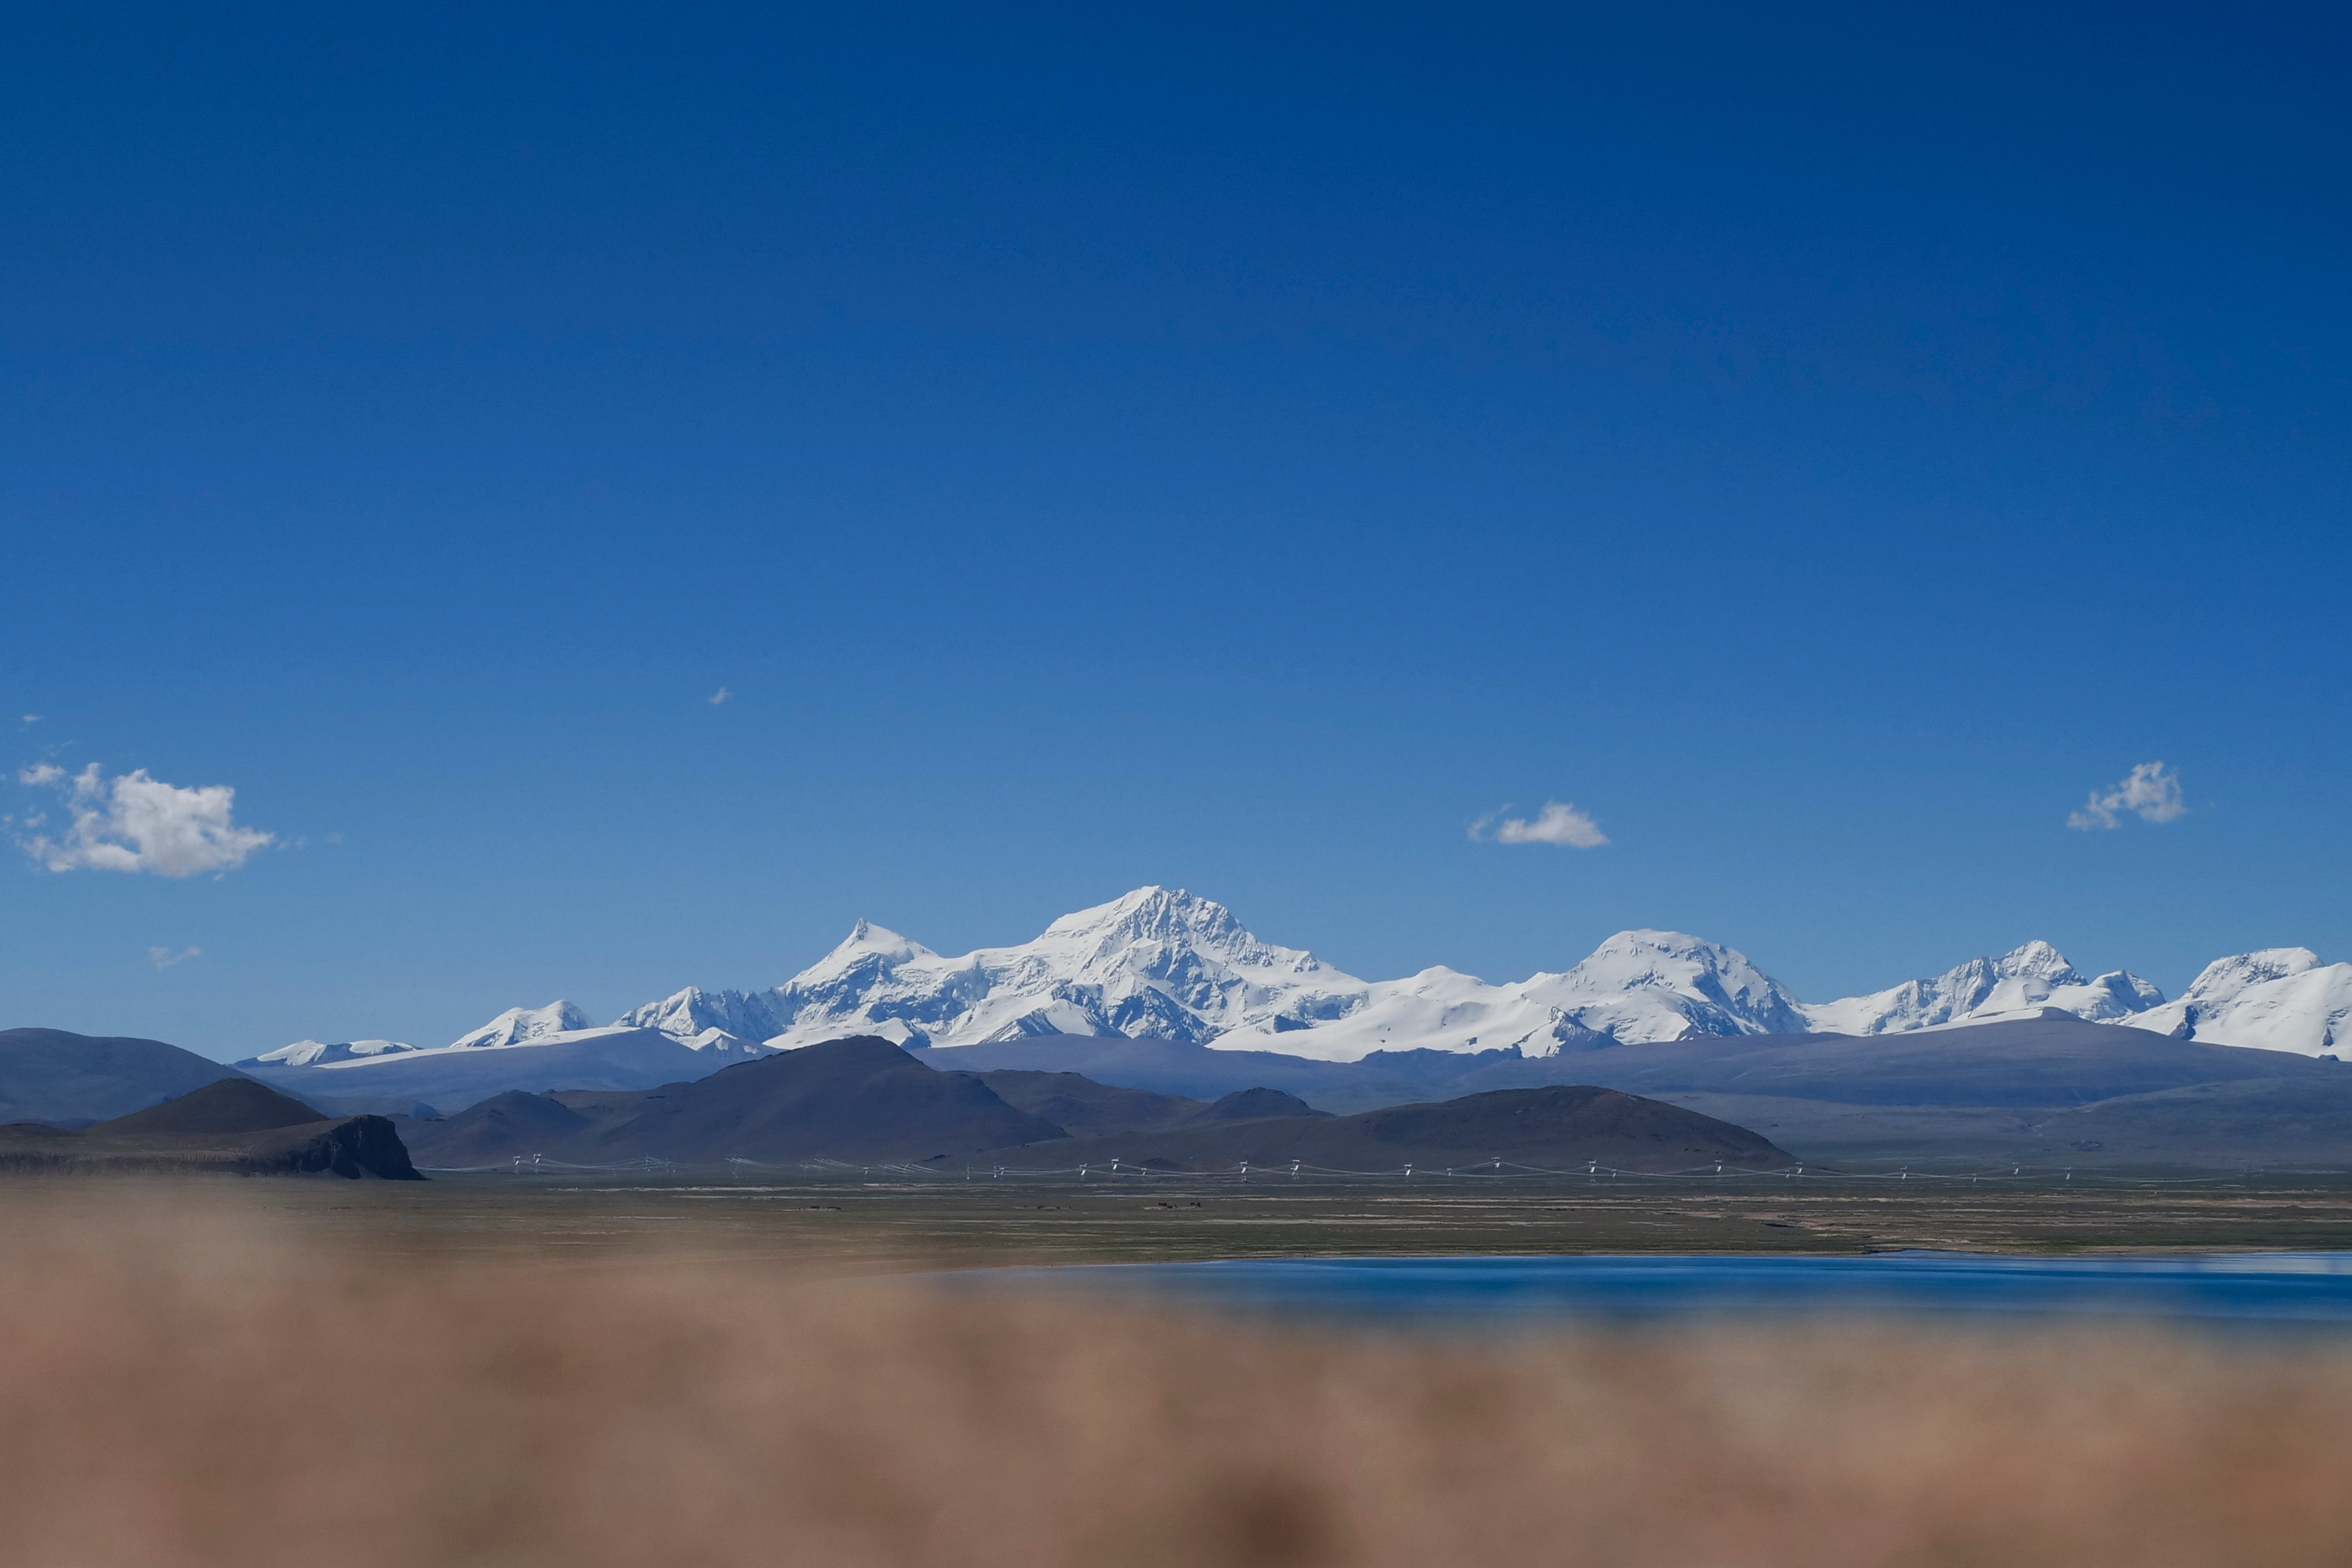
[
  {"xmin": 92, "ymin": 1078, "xmax": 327, "ymax": 1137},
  {"xmin": 1013, "ymin": 1085, "xmax": 1793, "ymax": 1174}
]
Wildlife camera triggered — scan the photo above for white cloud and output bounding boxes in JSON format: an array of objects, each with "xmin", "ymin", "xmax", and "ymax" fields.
[
  {"xmin": 20, "ymin": 715, "xmax": 40, "ymax": 725},
  {"xmin": 708, "ymin": 686, "xmax": 733, "ymax": 705},
  {"xmin": 18, "ymin": 762, "xmax": 275, "ymax": 876},
  {"xmin": 148, "ymin": 945, "xmax": 201, "ymax": 970},
  {"xmin": 2068, "ymin": 761, "xmax": 2187, "ymax": 831},
  {"xmin": 1471, "ymin": 800, "xmax": 1610, "ymax": 849}
]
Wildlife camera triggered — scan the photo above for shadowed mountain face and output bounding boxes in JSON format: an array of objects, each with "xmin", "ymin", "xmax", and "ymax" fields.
[
  {"xmin": 406, "ymin": 1038, "xmax": 1067, "ymax": 1166},
  {"xmin": 1550, "ymin": 1017, "xmax": 2337, "ymax": 1107},
  {"xmin": 94, "ymin": 1078, "xmax": 326, "ymax": 1136},
  {"xmin": 402, "ymin": 1038, "xmax": 1788, "ymax": 1173},
  {"xmin": 964, "ymin": 1071, "xmax": 1207, "ymax": 1138},
  {"xmin": 0, "ymin": 1078, "xmax": 421, "ymax": 1179},
  {"xmin": 0, "ymin": 1028, "xmax": 249, "ymax": 1126},
  {"xmin": 924, "ymin": 1018, "xmax": 2343, "ymax": 1111},
  {"xmin": 1191, "ymin": 1088, "xmax": 1325, "ymax": 1122},
  {"xmin": 409, "ymin": 1090, "xmax": 595, "ymax": 1164},
  {"xmin": 1033, "ymin": 1086, "xmax": 1794, "ymax": 1174},
  {"xmin": 918, "ymin": 1019, "xmax": 2352, "ymax": 1169}
]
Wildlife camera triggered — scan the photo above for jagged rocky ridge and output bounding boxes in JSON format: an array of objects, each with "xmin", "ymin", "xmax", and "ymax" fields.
[{"xmin": 260, "ymin": 887, "xmax": 2352, "ymax": 1070}]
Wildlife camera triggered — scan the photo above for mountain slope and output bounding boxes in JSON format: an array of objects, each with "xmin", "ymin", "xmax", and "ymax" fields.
[
  {"xmin": 761, "ymin": 890, "xmax": 1368, "ymax": 1049},
  {"xmin": 404, "ymin": 1037, "xmax": 1069, "ymax": 1165},
  {"xmin": 0, "ymin": 1078, "xmax": 421, "ymax": 1179},
  {"xmin": 447, "ymin": 1001, "xmax": 599, "ymax": 1052},
  {"xmin": 2131, "ymin": 950, "xmax": 2352, "ymax": 1056},
  {"xmin": 242, "ymin": 1027, "xmax": 758, "ymax": 1111},
  {"xmin": 612, "ymin": 893, "xmax": 1823, "ymax": 1062},
  {"xmin": 242, "ymin": 1038, "xmax": 420, "ymax": 1068},
  {"xmin": 0, "ymin": 1028, "xmax": 249, "ymax": 1126},
  {"xmin": 275, "ymin": 887, "xmax": 2351, "ymax": 1077},
  {"xmin": 962, "ymin": 1071, "xmax": 1208, "ymax": 1138},
  {"xmin": 1799, "ymin": 942, "xmax": 2164, "ymax": 1035},
  {"xmin": 95, "ymin": 1078, "xmax": 326, "ymax": 1136},
  {"xmin": 604, "ymin": 890, "xmax": 2200, "ymax": 1061}
]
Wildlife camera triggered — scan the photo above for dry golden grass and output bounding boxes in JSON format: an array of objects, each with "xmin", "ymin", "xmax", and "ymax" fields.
[{"xmin": 5, "ymin": 1191, "xmax": 2352, "ymax": 1567}]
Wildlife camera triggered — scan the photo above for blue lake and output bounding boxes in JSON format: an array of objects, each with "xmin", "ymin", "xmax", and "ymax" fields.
[{"xmin": 983, "ymin": 1252, "xmax": 2352, "ymax": 1327}]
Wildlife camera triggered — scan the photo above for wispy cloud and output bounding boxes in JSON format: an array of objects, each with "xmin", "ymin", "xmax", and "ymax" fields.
[
  {"xmin": 708, "ymin": 687, "xmax": 732, "ymax": 705},
  {"xmin": 2067, "ymin": 761, "xmax": 2187, "ymax": 831},
  {"xmin": 20, "ymin": 715, "xmax": 39, "ymax": 726},
  {"xmin": 17, "ymin": 763, "xmax": 275, "ymax": 876},
  {"xmin": 1470, "ymin": 800, "xmax": 1610, "ymax": 848},
  {"xmin": 147, "ymin": 945, "xmax": 201, "ymax": 971}
]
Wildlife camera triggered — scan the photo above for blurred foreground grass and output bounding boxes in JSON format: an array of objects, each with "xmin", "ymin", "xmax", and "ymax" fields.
[{"xmin": 5, "ymin": 1185, "xmax": 2352, "ymax": 1566}]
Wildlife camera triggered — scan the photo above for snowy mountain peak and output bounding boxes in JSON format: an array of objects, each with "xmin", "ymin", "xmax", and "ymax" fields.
[
  {"xmin": 447, "ymin": 1000, "xmax": 598, "ymax": 1052},
  {"xmin": 615, "ymin": 985, "xmax": 792, "ymax": 1044},
  {"xmin": 799, "ymin": 920, "xmax": 937, "ymax": 983},
  {"xmin": 239, "ymin": 1038, "xmax": 419, "ymax": 1069},
  {"xmin": 754, "ymin": 886, "xmax": 1359, "ymax": 1051},
  {"xmin": 1549, "ymin": 930, "xmax": 1812, "ymax": 1042},
  {"xmin": 373, "ymin": 893, "xmax": 2341, "ymax": 1076},
  {"xmin": 1997, "ymin": 940, "xmax": 2076, "ymax": 979},
  {"xmin": 2187, "ymin": 948, "xmax": 2323, "ymax": 990},
  {"xmin": 2132, "ymin": 948, "xmax": 2350, "ymax": 1056},
  {"xmin": 1039, "ymin": 886, "xmax": 1331, "ymax": 978},
  {"xmin": 1046, "ymin": 886, "xmax": 1245, "ymax": 950},
  {"xmin": 1799, "ymin": 942, "xmax": 2162, "ymax": 1036}
]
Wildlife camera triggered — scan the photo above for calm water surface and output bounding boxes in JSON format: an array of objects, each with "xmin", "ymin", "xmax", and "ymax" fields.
[{"xmin": 987, "ymin": 1253, "xmax": 2352, "ymax": 1326}]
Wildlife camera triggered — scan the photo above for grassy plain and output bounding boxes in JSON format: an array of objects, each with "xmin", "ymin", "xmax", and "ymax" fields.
[{"xmin": 11, "ymin": 1177, "xmax": 2352, "ymax": 1567}]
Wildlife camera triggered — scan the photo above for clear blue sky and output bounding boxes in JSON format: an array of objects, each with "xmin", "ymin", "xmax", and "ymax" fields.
[{"xmin": 3, "ymin": 2, "xmax": 2346, "ymax": 1059}]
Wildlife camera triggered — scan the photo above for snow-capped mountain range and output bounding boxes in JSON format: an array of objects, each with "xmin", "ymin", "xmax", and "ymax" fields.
[{"xmin": 256, "ymin": 886, "xmax": 2352, "ymax": 1071}]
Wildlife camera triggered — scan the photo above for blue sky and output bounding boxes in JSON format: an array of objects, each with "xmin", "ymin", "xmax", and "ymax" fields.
[{"xmin": 3, "ymin": 2, "xmax": 2347, "ymax": 1059}]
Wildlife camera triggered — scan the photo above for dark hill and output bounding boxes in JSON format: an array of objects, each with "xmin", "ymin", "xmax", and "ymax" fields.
[
  {"xmin": 0, "ymin": 1027, "xmax": 248, "ymax": 1125},
  {"xmin": 921, "ymin": 1020, "xmax": 2352, "ymax": 1169},
  {"xmin": 93, "ymin": 1078, "xmax": 325, "ymax": 1137},
  {"xmin": 924, "ymin": 1017, "xmax": 2349, "ymax": 1113},
  {"xmin": 1018, "ymin": 1085, "xmax": 1793, "ymax": 1174},
  {"xmin": 1191, "ymin": 1087, "xmax": 1324, "ymax": 1122},
  {"xmin": 0, "ymin": 1101, "xmax": 421, "ymax": 1180},
  {"xmin": 961, "ymin": 1070, "xmax": 1206, "ymax": 1137},
  {"xmin": 401, "ymin": 1089, "xmax": 593, "ymax": 1165},
  {"xmin": 405, "ymin": 1037, "xmax": 1067, "ymax": 1165}
]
